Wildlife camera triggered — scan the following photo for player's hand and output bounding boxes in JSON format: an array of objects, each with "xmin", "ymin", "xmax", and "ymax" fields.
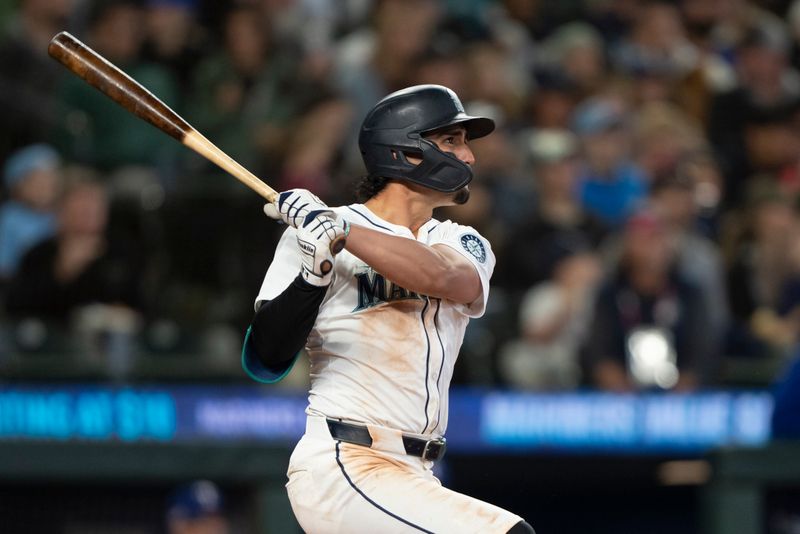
[
  {"xmin": 296, "ymin": 211, "xmax": 350, "ymax": 286},
  {"xmin": 264, "ymin": 189, "xmax": 330, "ymax": 228}
]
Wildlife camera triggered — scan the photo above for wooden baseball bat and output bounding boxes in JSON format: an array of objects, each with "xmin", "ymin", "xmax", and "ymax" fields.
[
  {"xmin": 48, "ymin": 31, "xmax": 277, "ymax": 202},
  {"xmin": 48, "ymin": 31, "xmax": 346, "ymax": 256}
]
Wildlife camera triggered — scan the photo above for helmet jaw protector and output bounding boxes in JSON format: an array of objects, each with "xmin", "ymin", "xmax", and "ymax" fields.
[
  {"xmin": 358, "ymin": 85, "xmax": 493, "ymax": 192},
  {"xmin": 405, "ymin": 138, "xmax": 474, "ymax": 192}
]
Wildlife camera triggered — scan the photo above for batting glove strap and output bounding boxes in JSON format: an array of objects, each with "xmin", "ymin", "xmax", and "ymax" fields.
[
  {"xmin": 263, "ymin": 189, "xmax": 330, "ymax": 228},
  {"xmin": 296, "ymin": 213, "xmax": 349, "ymax": 287}
]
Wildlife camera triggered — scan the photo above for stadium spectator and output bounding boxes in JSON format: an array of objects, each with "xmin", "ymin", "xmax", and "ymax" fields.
[
  {"xmin": 633, "ymin": 101, "xmax": 708, "ymax": 184},
  {"xmin": 0, "ymin": 0, "xmax": 75, "ymax": 163},
  {"xmin": 333, "ymin": 0, "xmax": 441, "ymax": 127},
  {"xmin": 186, "ymin": 3, "xmax": 303, "ymax": 186},
  {"xmin": 585, "ymin": 209, "xmax": 716, "ymax": 392},
  {"xmin": 501, "ymin": 128, "xmax": 607, "ymax": 292},
  {"xmin": 166, "ymin": 479, "xmax": 230, "ymax": 534},
  {"xmin": 571, "ymin": 96, "xmax": 649, "ymax": 227},
  {"xmin": 673, "ymin": 0, "xmax": 738, "ymax": 125},
  {"xmin": 498, "ymin": 235, "xmax": 601, "ymax": 390},
  {"xmin": 141, "ymin": 0, "xmax": 205, "ymax": 93},
  {"xmin": 707, "ymin": 25, "xmax": 800, "ymax": 207},
  {"xmin": 525, "ymin": 68, "xmax": 581, "ymax": 130},
  {"xmin": 463, "ymin": 39, "xmax": 529, "ymax": 119},
  {"xmin": 497, "ymin": 0, "xmax": 577, "ymax": 41},
  {"xmin": 539, "ymin": 22, "xmax": 607, "ymax": 99},
  {"xmin": 649, "ymin": 171, "xmax": 729, "ymax": 349},
  {"xmin": 409, "ymin": 40, "xmax": 468, "ymax": 99},
  {"xmin": 725, "ymin": 179, "xmax": 800, "ymax": 358},
  {"xmin": 0, "ymin": 144, "xmax": 61, "ymax": 280},
  {"xmin": 52, "ymin": 0, "xmax": 180, "ymax": 172},
  {"xmin": 595, "ymin": 163, "xmax": 729, "ymax": 354},
  {"xmin": 278, "ymin": 94, "xmax": 353, "ymax": 199},
  {"xmin": 6, "ymin": 178, "xmax": 142, "ymax": 321},
  {"xmin": 672, "ymin": 149, "xmax": 725, "ymax": 239},
  {"xmin": 611, "ymin": 0, "xmax": 699, "ymax": 106}
]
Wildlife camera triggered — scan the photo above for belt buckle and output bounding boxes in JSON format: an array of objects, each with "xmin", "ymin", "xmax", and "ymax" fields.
[{"xmin": 422, "ymin": 437, "xmax": 447, "ymax": 461}]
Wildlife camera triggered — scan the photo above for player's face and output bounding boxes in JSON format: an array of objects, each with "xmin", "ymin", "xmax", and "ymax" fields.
[{"xmin": 424, "ymin": 126, "xmax": 475, "ymax": 166}]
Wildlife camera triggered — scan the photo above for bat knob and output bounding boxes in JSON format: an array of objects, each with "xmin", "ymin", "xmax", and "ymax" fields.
[{"xmin": 329, "ymin": 236, "xmax": 347, "ymax": 255}]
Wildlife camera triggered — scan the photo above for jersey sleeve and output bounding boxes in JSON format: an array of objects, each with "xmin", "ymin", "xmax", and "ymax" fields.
[
  {"xmin": 254, "ymin": 226, "xmax": 302, "ymax": 309},
  {"xmin": 429, "ymin": 221, "xmax": 496, "ymax": 318}
]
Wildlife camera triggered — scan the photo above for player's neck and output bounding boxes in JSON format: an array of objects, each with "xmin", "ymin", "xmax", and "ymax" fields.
[{"xmin": 364, "ymin": 183, "xmax": 435, "ymax": 235}]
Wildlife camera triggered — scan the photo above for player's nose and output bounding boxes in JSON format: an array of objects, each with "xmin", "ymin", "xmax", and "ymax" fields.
[{"xmin": 457, "ymin": 145, "xmax": 475, "ymax": 166}]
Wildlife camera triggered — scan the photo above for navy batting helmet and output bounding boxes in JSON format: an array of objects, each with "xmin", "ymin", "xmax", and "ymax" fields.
[{"xmin": 358, "ymin": 85, "xmax": 495, "ymax": 192}]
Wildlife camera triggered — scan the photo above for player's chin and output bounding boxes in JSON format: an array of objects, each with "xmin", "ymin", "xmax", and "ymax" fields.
[{"xmin": 452, "ymin": 186, "xmax": 470, "ymax": 205}]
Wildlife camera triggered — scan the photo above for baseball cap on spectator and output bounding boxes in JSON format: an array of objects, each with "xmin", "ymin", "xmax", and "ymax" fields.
[
  {"xmin": 571, "ymin": 97, "xmax": 625, "ymax": 135},
  {"xmin": 166, "ymin": 480, "xmax": 224, "ymax": 521},
  {"xmin": 3, "ymin": 144, "xmax": 61, "ymax": 191},
  {"xmin": 527, "ymin": 129, "xmax": 578, "ymax": 163}
]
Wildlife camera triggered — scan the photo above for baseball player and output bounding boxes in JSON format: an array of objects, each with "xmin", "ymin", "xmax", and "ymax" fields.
[{"xmin": 243, "ymin": 85, "xmax": 535, "ymax": 534}]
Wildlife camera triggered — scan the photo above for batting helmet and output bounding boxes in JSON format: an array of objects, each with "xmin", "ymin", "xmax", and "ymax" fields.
[{"xmin": 358, "ymin": 85, "xmax": 495, "ymax": 192}]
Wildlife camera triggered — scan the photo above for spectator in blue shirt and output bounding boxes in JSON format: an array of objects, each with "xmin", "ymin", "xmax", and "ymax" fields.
[
  {"xmin": 0, "ymin": 144, "xmax": 61, "ymax": 280},
  {"xmin": 572, "ymin": 96, "xmax": 649, "ymax": 227}
]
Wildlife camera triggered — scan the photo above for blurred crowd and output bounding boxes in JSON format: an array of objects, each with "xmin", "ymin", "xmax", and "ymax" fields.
[{"xmin": 3, "ymin": 0, "xmax": 800, "ymax": 391}]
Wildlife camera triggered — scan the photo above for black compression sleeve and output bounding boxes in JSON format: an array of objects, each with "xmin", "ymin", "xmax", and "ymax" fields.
[{"xmin": 250, "ymin": 275, "xmax": 327, "ymax": 371}]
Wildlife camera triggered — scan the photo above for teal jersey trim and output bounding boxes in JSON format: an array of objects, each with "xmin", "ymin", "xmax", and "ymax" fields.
[{"xmin": 241, "ymin": 325, "xmax": 300, "ymax": 384}]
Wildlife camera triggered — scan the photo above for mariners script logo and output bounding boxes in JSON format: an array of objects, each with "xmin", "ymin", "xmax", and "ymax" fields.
[
  {"xmin": 460, "ymin": 234, "xmax": 486, "ymax": 263},
  {"xmin": 353, "ymin": 269, "xmax": 423, "ymax": 311}
]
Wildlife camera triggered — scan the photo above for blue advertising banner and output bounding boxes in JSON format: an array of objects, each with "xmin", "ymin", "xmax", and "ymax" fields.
[{"xmin": 0, "ymin": 385, "xmax": 774, "ymax": 454}]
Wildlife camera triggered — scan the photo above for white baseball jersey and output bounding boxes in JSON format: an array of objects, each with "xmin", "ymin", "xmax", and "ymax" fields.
[
  {"xmin": 244, "ymin": 203, "xmax": 524, "ymax": 533},
  {"xmin": 250, "ymin": 203, "xmax": 495, "ymax": 437}
]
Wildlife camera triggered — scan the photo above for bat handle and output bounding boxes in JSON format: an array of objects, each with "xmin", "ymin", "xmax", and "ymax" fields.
[{"xmin": 182, "ymin": 130, "xmax": 277, "ymax": 202}]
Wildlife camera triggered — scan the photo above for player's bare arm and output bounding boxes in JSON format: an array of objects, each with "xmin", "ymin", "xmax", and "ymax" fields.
[
  {"xmin": 341, "ymin": 125, "xmax": 482, "ymax": 304},
  {"xmin": 345, "ymin": 223, "xmax": 482, "ymax": 305}
]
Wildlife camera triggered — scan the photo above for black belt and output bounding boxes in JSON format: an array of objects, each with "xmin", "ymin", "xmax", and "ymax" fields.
[{"xmin": 326, "ymin": 419, "xmax": 447, "ymax": 461}]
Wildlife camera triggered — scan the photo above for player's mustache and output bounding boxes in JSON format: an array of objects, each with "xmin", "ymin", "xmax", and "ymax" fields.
[{"xmin": 453, "ymin": 186, "xmax": 470, "ymax": 205}]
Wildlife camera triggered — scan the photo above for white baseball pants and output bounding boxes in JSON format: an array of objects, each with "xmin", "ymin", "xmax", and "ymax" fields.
[{"xmin": 286, "ymin": 415, "xmax": 522, "ymax": 534}]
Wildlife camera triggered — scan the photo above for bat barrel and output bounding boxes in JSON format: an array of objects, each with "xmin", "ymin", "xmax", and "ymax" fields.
[{"xmin": 48, "ymin": 31, "xmax": 191, "ymax": 142}]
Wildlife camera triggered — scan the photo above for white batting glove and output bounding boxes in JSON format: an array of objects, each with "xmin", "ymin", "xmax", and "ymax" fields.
[
  {"xmin": 264, "ymin": 189, "xmax": 330, "ymax": 228},
  {"xmin": 296, "ymin": 211, "xmax": 350, "ymax": 286}
]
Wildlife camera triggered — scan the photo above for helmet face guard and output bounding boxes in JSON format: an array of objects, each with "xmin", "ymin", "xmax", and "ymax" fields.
[{"xmin": 359, "ymin": 85, "xmax": 495, "ymax": 193}]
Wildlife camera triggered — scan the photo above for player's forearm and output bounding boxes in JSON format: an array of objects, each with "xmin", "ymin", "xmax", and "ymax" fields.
[
  {"xmin": 250, "ymin": 275, "xmax": 327, "ymax": 367},
  {"xmin": 344, "ymin": 224, "xmax": 480, "ymax": 303}
]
